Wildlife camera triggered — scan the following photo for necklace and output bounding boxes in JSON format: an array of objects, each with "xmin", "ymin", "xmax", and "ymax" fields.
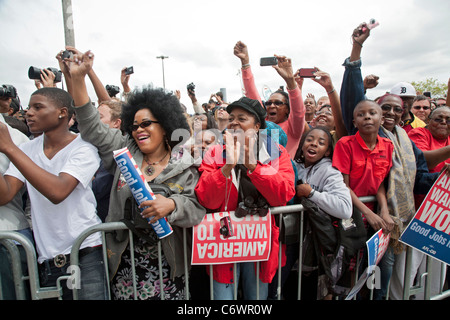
[{"xmin": 143, "ymin": 150, "xmax": 169, "ymax": 176}]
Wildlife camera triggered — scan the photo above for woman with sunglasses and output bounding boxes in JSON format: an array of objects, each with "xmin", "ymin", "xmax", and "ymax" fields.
[
  {"xmin": 64, "ymin": 48, "xmax": 206, "ymax": 300},
  {"xmin": 233, "ymin": 41, "xmax": 306, "ymax": 159}
]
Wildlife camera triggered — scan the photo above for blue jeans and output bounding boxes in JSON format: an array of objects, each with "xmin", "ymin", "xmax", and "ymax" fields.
[
  {"xmin": 373, "ymin": 247, "xmax": 395, "ymax": 300},
  {"xmin": 213, "ymin": 262, "xmax": 268, "ymax": 300},
  {"xmin": 39, "ymin": 246, "xmax": 108, "ymax": 300}
]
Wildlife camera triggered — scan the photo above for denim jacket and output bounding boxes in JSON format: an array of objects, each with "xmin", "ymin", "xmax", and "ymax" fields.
[{"xmin": 340, "ymin": 57, "xmax": 438, "ymax": 196}]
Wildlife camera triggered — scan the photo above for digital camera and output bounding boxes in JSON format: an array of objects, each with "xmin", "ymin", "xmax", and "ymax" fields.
[
  {"xmin": 124, "ymin": 66, "xmax": 134, "ymax": 75},
  {"xmin": 219, "ymin": 216, "xmax": 234, "ymax": 238},
  {"xmin": 28, "ymin": 66, "xmax": 62, "ymax": 83},
  {"xmin": 234, "ymin": 196, "xmax": 269, "ymax": 218},
  {"xmin": 187, "ymin": 82, "xmax": 195, "ymax": 92},
  {"xmin": 0, "ymin": 84, "xmax": 17, "ymax": 99},
  {"xmin": 106, "ymin": 85, "xmax": 120, "ymax": 97}
]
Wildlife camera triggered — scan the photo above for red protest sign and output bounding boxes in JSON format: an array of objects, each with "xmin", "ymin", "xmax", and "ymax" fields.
[{"xmin": 191, "ymin": 211, "xmax": 272, "ymax": 265}]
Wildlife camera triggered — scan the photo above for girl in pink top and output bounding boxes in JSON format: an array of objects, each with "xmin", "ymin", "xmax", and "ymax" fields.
[{"xmin": 233, "ymin": 41, "xmax": 306, "ymax": 158}]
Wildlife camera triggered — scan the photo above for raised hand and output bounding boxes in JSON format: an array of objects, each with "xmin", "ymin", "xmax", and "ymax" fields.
[
  {"xmin": 233, "ymin": 41, "xmax": 250, "ymax": 65},
  {"xmin": 312, "ymin": 68, "xmax": 334, "ymax": 93},
  {"xmin": 352, "ymin": 22, "xmax": 371, "ymax": 46},
  {"xmin": 273, "ymin": 55, "xmax": 296, "ymax": 90},
  {"xmin": 67, "ymin": 48, "xmax": 94, "ymax": 79}
]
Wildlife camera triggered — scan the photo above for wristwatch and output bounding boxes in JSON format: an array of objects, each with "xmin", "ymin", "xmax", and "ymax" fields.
[{"xmin": 307, "ymin": 188, "xmax": 315, "ymax": 198}]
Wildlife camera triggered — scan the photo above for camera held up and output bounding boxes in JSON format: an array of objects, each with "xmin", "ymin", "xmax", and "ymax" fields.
[
  {"xmin": 106, "ymin": 85, "xmax": 120, "ymax": 97},
  {"xmin": 0, "ymin": 84, "xmax": 17, "ymax": 99},
  {"xmin": 28, "ymin": 66, "xmax": 62, "ymax": 83}
]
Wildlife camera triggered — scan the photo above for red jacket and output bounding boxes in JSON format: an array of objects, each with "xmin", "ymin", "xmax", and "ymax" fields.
[{"xmin": 195, "ymin": 143, "xmax": 296, "ymax": 283}]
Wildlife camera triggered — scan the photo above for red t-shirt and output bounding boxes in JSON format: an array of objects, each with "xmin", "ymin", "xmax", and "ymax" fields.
[
  {"xmin": 332, "ymin": 132, "xmax": 394, "ymax": 210},
  {"xmin": 408, "ymin": 127, "xmax": 450, "ymax": 208},
  {"xmin": 408, "ymin": 127, "xmax": 450, "ymax": 173}
]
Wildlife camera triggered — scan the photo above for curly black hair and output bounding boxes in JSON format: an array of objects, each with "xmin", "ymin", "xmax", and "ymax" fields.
[{"xmin": 121, "ymin": 85, "xmax": 190, "ymax": 149}]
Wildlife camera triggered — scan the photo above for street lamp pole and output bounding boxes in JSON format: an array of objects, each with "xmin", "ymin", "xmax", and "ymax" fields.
[
  {"xmin": 61, "ymin": 0, "xmax": 75, "ymax": 47},
  {"xmin": 156, "ymin": 56, "xmax": 169, "ymax": 89}
]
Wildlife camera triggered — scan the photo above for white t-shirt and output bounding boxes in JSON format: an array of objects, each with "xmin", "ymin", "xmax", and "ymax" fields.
[
  {"xmin": 6, "ymin": 134, "xmax": 102, "ymax": 263},
  {"xmin": 0, "ymin": 114, "xmax": 30, "ymax": 231}
]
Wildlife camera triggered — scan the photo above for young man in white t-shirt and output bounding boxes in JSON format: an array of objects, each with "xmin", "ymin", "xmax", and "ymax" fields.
[{"xmin": 0, "ymin": 87, "xmax": 107, "ymax": 300}]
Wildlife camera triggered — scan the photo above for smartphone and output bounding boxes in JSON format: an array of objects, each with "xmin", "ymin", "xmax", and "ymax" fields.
[
  {"xmin": 260, "ymin": 57, "xmax": 278, "ymax": 66},
  {"xmin": 124, "ymin": 66, "xmax": 134, "ymax": 75},
  {"xmin": 299, "ymin": 68, "xmax": 317, "ymax": 78}
]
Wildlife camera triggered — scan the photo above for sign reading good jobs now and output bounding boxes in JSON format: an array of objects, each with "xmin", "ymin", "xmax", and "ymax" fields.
[
  {"xmin": 191, "ymin": 211, "xmax": 271, "ymax": 265},
  {"xmin": 400, "ymin": 172, "xmax": 450, "ymax": 265}
]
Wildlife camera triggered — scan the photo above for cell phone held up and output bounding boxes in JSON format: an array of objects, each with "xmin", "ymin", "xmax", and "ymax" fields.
[
  {"xmin": 260, "ymin": 57, "xmax": 278, "ymax": 66},
  {"xmin": 124, "ymin": 66, "xmax": 134, "ymax": 75},
  {"xmin": 298, "ymin": 68, "xmax": 318, "ymax": 78}
]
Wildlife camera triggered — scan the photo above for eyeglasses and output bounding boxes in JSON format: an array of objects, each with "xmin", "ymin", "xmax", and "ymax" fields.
[
  {"xmin": 265, "ymin": 100, "xmax": 285, "ymax": 107},
  {"xmin": 380, "ymin": 104, "xmax": 404, "ymax": 114},
  {"xmin": 129, "ymin": 119, "xmax": 160, "ymax": 131},
  {"xmin": 431, "ymin": 117, "xmax": 450, "ymax": 125},
  {"xmin": 194, "ymin": 116, "xmax": 207, "ymax": 122},
  {"xmin": 413, "ymin": 106, "xmax": 430, "ymax": 111}
]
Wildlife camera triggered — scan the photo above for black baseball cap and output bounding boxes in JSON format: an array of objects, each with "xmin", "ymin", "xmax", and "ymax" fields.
[{"xmin": 226, "ymin": 97, "xmax": 267, "ymax": 129}]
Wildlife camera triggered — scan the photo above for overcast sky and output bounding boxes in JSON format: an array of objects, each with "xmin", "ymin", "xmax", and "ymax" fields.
[{"xmin": 0, "ymin": 0, "xmax": 449, "ymax": 114}]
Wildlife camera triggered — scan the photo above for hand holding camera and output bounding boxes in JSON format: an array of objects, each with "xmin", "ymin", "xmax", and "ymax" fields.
[
  {"xmin": 272, "ymin": 55, "xmax": 296, "ymax": 89},
  {"xmin": 68, "ymin": 49, "xmax": 95, "ymax": 79},
  {"xmin": 311, "ymin": 68, "xmax": 334, "ymax": 93},
  {"xmin": 352, "ymin": 20, "xmax": 377, "ymax": 46}
]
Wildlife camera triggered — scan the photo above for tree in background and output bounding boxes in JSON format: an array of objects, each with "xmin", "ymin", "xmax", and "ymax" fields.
[{"xmin": 411, "ymin": 78, "xmax": 448, "ymax": 97}]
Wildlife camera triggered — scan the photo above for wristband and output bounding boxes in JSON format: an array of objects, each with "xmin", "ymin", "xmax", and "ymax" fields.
[
  {"xmin": 242, "ymin": 63, "xmax": 250, "ymax": 69},
  {"xmin": 307, "ymin": 188, "xmax": 315, "ymax": 198}
]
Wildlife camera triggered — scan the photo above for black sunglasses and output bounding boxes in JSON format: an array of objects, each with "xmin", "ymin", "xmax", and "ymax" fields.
[
  {"xmin": 413, "ymin": 106, "xmax": 430, "ymax": 111},
  {"xmin": 381, "ymin": 104, "xmax": 404, "ymax": 114},
  {"xmin": 129, "ymin": 119, "xmax": 160, "ymax": 131},
  {"xmin": 265, "ymin": 100, "xmax": 285, "ymax": 107}
]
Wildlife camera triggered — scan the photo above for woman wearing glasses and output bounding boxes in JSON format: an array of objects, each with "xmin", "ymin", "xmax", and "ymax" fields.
[
  {"xmin": 409, "ymin": 106, "xmax": 450, "ymax": 186},
  {"xmin": 233, "ymin": 41, "xmax": 306, "ymax": 159},
  {"xmin": 64, "ymin": 49, "xmax": 206, "ymax": 300}
]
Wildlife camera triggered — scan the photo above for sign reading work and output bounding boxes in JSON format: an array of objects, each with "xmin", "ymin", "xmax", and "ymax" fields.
[
  {"xmin": 400, "ymin": 172, "xmax": 450, "ymax": 265},
  {"xmin": 191, "ymin": 211, "xmax": 271, "ymax": 265}
]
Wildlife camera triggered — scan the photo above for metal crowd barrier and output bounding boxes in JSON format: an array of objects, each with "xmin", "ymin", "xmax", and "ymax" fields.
[{"xmin": 1, "ymin": 197, "xmax": 449, "ymax": 300}]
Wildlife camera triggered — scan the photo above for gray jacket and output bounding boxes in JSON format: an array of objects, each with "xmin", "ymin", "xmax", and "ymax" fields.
[
  {"xmin": 295, "ymin": 158, "xmax": 352, "ymax": 220},
  {"xmin": 74, "ymin": 101, "xmax": 206, "ymax": 279}
]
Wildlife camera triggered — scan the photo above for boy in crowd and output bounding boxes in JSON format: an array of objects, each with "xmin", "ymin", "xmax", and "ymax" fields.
[
  {"xmin": 0, "ymin": 87, "xmax": 107, "ymax": 300},
  {"xmin": 333, "ymin": 100, "xmax": 394, "ymax": 233}
]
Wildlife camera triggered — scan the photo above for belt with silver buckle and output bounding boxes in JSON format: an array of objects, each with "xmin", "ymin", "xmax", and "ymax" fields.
[
  {"xmin": 51, "ymin": 245, "xmax": 102, "ymax": 268},
  {"xmin": 53, "ymin": 254, "xmax": 67, "ymax": 268}
]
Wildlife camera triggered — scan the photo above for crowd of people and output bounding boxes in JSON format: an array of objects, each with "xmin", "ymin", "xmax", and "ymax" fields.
[{"xmin": 0, "ymin": 22, "xmax": 449, "ymax": 301}]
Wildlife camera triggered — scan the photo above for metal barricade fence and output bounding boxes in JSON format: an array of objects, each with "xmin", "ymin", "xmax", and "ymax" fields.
[{"xmin": 1, "ymin": 196, "xmax": 449, "ymax": 300}]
